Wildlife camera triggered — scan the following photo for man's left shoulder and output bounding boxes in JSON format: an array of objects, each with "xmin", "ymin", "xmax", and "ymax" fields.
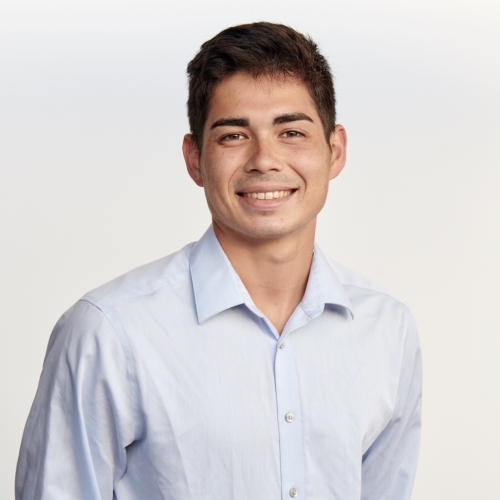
[
  {"xmin": 329, "ymin": 259, "xmax": 407, "ymax": 305},
  {"xmin": 327, "ymin": 258, "xmax": 415, "ymax": 325}
]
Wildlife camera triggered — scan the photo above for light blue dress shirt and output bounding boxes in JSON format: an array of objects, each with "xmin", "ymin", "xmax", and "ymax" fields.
[{"xmin": 16, "ymin": 225, "xmax": 422, "ymax": 500}]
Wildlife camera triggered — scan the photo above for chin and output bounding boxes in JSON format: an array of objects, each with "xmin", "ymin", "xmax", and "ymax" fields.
[
  {"xmin": 236, "ymin": 221, "xmax": 305, "ymax": 241},
  {"xmin": 214, "ymin": 212, "xmax": 315, "ymax": 242}
]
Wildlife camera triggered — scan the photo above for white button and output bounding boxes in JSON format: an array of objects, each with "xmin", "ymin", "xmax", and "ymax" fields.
[
  {"xmin": 279, "ymin": 343, "xmax": 285, "ymax": 349},
  {"xmin": 289, "ymin": 487, "xmax": 298, "ymax": 497},
  {"xmin": 285, "ymin": 412, "xmax": 294, "ymax": 423}
]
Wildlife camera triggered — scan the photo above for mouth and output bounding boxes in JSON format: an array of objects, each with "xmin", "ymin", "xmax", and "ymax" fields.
[{"xmin": 237, "ymin": 189, "xmax": 295, "ymax": 200}]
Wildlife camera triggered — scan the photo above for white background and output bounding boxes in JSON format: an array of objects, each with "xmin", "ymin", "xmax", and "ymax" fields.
[{"xmin": 1, "ymin": 0, "xmax": 499, "ymax": 498}]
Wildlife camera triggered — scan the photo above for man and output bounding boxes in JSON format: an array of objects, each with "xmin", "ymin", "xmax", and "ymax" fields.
[{"xmin": 16, "ymin": 22, "xmax": 422, "ymax": 499}]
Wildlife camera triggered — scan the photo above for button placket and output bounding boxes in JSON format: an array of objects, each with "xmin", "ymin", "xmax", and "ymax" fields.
[{"xmin": 274, "ymin": 337, "xmax": 305, "ymax": 499}]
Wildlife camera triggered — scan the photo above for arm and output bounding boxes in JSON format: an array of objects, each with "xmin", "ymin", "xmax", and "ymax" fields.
[
  {"xmin": 361, "ymin": 314, "xmax": 423, "ymax": 500},
  {"xmin": 16, "ymin": 300, "xmax": 138, "ymax": 500}
]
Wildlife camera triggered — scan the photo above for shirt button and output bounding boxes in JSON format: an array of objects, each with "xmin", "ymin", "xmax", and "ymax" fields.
[
  {"xmin": 289, "ymin": 487, "xmax": 298, "ymax": 497},
  {"xmin": 285, "ymin": 412, "xmax": 294, "ymax": 423},
  {"xmin": 279, "ymin": 343, "xmax": 285, "ymax": 349}
]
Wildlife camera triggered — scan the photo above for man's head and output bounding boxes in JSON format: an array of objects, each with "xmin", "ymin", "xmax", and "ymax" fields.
[
  {"xmin": 183, "ymin": 23, "xmax": 346, "ymax": 243},
  {"xmin": 186, "ymin": 22, "xmax": 336, "ymax": 151}
]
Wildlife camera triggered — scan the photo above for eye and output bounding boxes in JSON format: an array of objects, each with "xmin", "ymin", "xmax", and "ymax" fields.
[
  {"xmin": 281, "ymin": 130, "xmax": 304, "ymax": 138},
  {"xmin": 221, "ymin": 133, "xmax": 245, "ymax": 141}
]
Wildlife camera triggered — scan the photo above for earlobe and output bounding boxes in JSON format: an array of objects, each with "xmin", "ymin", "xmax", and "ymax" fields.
[
  {"xmin": 328, "ymin": 124, "xmax": 347, "ymax": 180},
  {"xmin": 182, "ymin": 134, "xmax": 204, "ymax": 187}
]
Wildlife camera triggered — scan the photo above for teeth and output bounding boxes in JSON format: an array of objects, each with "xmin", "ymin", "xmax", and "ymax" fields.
[{"xmin": 243, "ymin": 190, "xmax": 292, "ymax": 199}]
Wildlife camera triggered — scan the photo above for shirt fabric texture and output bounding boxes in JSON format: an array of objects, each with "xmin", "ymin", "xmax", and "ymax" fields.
[{"xmin": 16, "ymin": 225, "xmax": 422, "ymax": 500}]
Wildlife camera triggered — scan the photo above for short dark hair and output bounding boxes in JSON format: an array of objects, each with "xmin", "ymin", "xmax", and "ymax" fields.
[{"xmin": 187, "ymin": 22, "xmax": 336, "ymax": 151}]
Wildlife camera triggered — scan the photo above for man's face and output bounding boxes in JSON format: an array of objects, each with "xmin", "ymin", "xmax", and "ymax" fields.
[{"xmin": 183, "ymin": 72, "xmax": 346, "ymax": 242}]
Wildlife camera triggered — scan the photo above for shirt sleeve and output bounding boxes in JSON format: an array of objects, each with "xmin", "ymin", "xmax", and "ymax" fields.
[
  {"xmin": 16, "ymin": 299, "xmax": 139, "ymax": 500},
  {"xmin": 361, "ymin": 312, "xmax": 423, "ymax": 500}
]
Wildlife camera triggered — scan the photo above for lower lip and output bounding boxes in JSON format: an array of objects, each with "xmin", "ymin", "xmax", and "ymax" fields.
[{"xmin": 237, "ymin": 191, "xmax": 296, "ymax": 209}]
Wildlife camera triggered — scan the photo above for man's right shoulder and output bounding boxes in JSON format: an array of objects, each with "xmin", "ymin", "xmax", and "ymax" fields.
[{"xmin": 81, "ymin": 242, "xmax": 195, "ymax": 312}]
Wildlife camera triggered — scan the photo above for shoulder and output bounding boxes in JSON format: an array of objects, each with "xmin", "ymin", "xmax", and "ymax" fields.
[
  {"xmin": 328, "ymin": 258, "xmax": 409, "ymax": 308},
  {"xmin": 327, "ymin": 258, "xmax": 417, "ymax": 336},
  {"xmin": 81, "ymin": 242, "xmax": 195, "ymax": 311},
  {"xmin": 45, "ymin": 243, "xmax": 195, "ymax": 361}
]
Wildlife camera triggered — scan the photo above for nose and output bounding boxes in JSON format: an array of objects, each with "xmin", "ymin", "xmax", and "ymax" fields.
[{"xmin": 244, "ymin": 136, "xmax": 283, "ymax": 174}]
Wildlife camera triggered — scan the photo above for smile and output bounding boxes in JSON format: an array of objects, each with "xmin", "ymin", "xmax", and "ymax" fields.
[{"xmin": 239, "ymin": 190, "xmax": 293, "ymax": 200}]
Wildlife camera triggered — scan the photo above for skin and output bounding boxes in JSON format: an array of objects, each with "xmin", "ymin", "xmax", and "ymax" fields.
[{"xmin": 183, "ymin": 72, "xmax": 347, "ymax": 334}]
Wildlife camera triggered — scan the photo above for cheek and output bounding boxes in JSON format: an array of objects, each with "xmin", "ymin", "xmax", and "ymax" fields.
[
  {"xmin": 205, "ymin": 156, "xmax": 245, "ymax": 193},
  {"xmin": 286, "ymin": 141, "xmax": 331, "ymax": 171},
  {"xmin": 297, "ymin": 159, "xmax": 332, "ymax": 186},
  {"xmin": 300, "ymin": 166, "xmax": 332, "ymax": 203},
  {"xmin": 201, "ymin": 164, "xmax": 235, "ymax": 208},
  {"xmin": 200, "ymin": 158, "xmax": 223, "ymax": 188}
]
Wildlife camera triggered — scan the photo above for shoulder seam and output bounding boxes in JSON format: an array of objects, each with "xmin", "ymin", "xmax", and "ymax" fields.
[
  {"xmin": 342, "ymin": 283, "xmax": 410, "ymax": 309},
  {"xmin": 84, "ymin": 276, "xmax": 192, "ymax": 310},
  {"xmin": 78, "ymin": 298, "xmax": 141, "ymax": 436}
]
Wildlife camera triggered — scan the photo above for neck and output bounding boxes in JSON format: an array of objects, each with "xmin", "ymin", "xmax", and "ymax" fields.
[{"xmin": 213, "ymin": 221, "xmax": 316, "ymax": 335}]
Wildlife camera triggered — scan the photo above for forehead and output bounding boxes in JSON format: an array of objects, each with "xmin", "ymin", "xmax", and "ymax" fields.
[{"xmin": 206, "ymin": 72, "xmax": 317, "ymax": 122}]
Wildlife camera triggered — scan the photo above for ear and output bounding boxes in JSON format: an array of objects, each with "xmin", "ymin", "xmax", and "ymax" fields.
[
  {"xmin": 182, "ymin": 134, "xmax": 204, "ymax": 187},
  {"xmin": 328, "ymin": 124, "xmax": 347, "ymax": 180}
]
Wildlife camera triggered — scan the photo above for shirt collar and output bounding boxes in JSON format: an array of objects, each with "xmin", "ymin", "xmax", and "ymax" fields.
[
  {"xmin": 189, "ymin": 226, "xmax": 245, "ymax": 324},
  {"xmin": 302, "ymin": 244, "xmax": 353, "ymax": 319},
  {"xmin": 189, "ymin": 225, "xmax": 353, "ymax": 324}
]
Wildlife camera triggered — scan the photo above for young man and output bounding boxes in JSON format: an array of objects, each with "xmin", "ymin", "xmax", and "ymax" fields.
[{"xmin": 16, "ymin": 22, "xmax": 422, "ymax": 500}]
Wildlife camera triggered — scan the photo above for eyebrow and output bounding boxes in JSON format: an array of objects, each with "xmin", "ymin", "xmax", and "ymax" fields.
[
  {"xmin": 273, "ymin": 113, "xmax": 314, "ymax": 125},
  {"xmin": 210, "ymin": 112, "xmax": 314, "ymax": 131},
  {"xmin": 210, "ymin": 117, "xmax": 249, "ymax": 130}
]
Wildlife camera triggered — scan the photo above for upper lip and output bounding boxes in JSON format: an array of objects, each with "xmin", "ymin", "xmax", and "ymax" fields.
[{"xmin": 236, "ymin": 185, "xmax": 297, "ymax": 194}]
